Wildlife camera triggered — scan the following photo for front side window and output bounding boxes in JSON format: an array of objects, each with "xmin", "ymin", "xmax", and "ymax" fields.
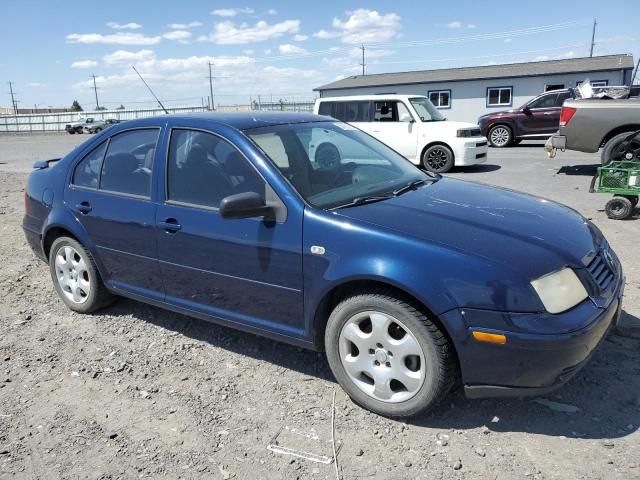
[
  {"xmin": 373, "ymin": 101, "xmax": 398, "ymax": 121},
  {"xmin": 428, "ymin": 90, "xmax": 451, "ymax": 109},
  {"xmin": 246, "ymin": 121, "xmax": 433, "ymax": 209},
  {"xmin": 528, "ymin": 94, "xmax": 557, "ymax": 109},
  {"xmin": 167, "ymin": 129, "xmax": 265, "ymax": 208},
  {"xmin": 408, "ymin": 97, "xmax": 445, "ymax": 122},
  {"xmin": 487, "ymin": 87, "xmax": 512, "ymax": 107},
  {"xmin": 72, "ymin": 141, "xmax": 107, "ymax": 188},
  {"xmin": 99, "ymin": 129, "xmax": 158, "ymax": 197}
]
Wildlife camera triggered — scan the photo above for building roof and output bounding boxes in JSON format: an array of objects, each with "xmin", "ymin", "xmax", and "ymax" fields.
[{"xmin": 315, "ymin": 54, "xmax": 635, "ymax": 91}]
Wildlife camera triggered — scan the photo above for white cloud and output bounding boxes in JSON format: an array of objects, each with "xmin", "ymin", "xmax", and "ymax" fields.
[
  {"xmin": 71, "ymin": 59, "xmax": 98, "ymax": 68},
  {"xmin": 211, "ymin": 7, "xmax": 254, "ymax": 17},
  {"xmin": 504, "ymin": 38, "xmax": 512, "ymax": 43},
  {"xmin": 242, "ymin": 49, "xmax": 254, "ymax": 55},
  {"xmin": 202, "ymin": 19, "xmax": 300, "ymax": 44},
  {"xmin": 107, "ymin": 22, "xmax": 142, "ymax": 30},
  {"xmin": 267, "ymin": 9, "xmax": 277, "ymax": 15},
  {"xmin": 167, "ymin": 21, "xmax": 202, "ymax": 29},
  {"xmin": 278, "ymin": 44, "xmax": 308, "ymax": 55},
  {"xmin": 162, "ymin": 30, "xmax": 192, "ymax": 41},
  {"xmin": 316, "ymin": 9, "xmax": 401, "ymax": 44},
  {"xmin": 349, "ymin": 47, "xmax": 394, "ymax": 58},
  {"xmin": 67, "ymin": 32, "xmax": 161, "ymax": 45},
  {"xmin": 532, "ymin": 55, "xmax": 550, "ymax": 61},
  {"xmin": 264, "ymin": 49, "xmax": 272, "ymax": 55},
  {"xmin": 445, "ymin": 21, "xmax": 475, "ymax": 29},
  {"xmin": 103, "ymin": 49, "xmax": 155, "ymax": 65},
  {"xmin": 293, "ymin": 34, "xmax": 308, "ymax": 41},
  {"xmin": 27, "ymin": 82, "xmax": 47, "ymax": 87}
]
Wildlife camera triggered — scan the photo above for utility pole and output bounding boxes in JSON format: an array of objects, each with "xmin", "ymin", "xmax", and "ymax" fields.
[
  {"xmin": 208, "ymin": 62, "xmax": 215, "ymax": 111},
  {"xmin": 360, "ymin": 45, "xmax": 366, "ymax": 76},
  {"xmin": 631, "ymin": 56, "xmax": 640, "ymax": 86},
  {"xmin": 7, "ymin": 81, "xmax": 18, "ymax": 114},
  {"xmin": 589, "ymin": 19, "xmax": 597, "ymax": 57},
  {"xmin": 91, "ymin": 73, "xmax": 100, "ymax": 110}
]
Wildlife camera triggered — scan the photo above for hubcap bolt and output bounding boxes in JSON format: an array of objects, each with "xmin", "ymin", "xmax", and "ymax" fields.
[
  {"xmin": 387, "ymin": 351, "xmax": 393, "ymax": 357},
  {"xmin": 368, "ymin": 349, "xmax": 374, "ymax": 355},
  {"xmin": 376, "ymin": 343, "xmax": 383, "ymax": 348},
  {"xmin": 386, "ymin": 362, "xmax": 391, "ymax": 367},
  {"xmin": 374, "ymin": 360, "xmax": 380, "ymax": 366}
]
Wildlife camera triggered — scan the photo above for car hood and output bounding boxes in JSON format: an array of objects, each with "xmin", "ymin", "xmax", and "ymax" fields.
[
  {"xmin": 334, "ymin": 177, "xmax": 599, "ymax": 280},
  {"xmin": 478, "ymin": 110, "xmax": 518, "ymax": 121}
]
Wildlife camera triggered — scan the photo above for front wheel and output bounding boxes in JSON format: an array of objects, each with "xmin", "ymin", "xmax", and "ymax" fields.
[
  {"xmin": 422, "ymin": 144, "xmax": 454, "ymax": 173},
  {"xmin": 605, "ymin": 196, "xmax": 634, "ymax": 220},
  {"xmin": 49, "ymin": 237, "xmax": 115, "ymax": 313},
  {"xmin": 488, "ymin": 125, "xmax": 513, "ymax": 148},
  {"xmin": 325, "ymin": 290, "xmax": 457, "ymax": 418}
]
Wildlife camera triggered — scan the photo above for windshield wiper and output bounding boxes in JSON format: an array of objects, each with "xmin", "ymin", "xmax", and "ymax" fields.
[
  {"xmin": 392, "ymin": 179, "xmax": 427, "ymax": 196},
  {"xmin": 333, "ymin": 194, "xmax": 394, "ymax": 209}
]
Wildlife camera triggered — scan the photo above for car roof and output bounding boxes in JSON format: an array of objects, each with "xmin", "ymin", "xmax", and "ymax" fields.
[
  {"xmin": 117, "ymin": 111, "xmax": 333, "ymax": 131},
  {"xmin": 317, "ymin": 94, "xmax": 426, "ymax": 102}
]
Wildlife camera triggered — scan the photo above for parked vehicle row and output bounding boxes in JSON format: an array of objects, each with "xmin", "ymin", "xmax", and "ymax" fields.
[
  {"xmin": 314, "ymin": 95, "xmax": 488, "ymax": 173},
  {"xmin": 64, "ymin": 117, "xmax": 121, "ymax": 135},
  {"xmin": 24, "ymin": 112, "xmax": 624, "ymax": 417}
]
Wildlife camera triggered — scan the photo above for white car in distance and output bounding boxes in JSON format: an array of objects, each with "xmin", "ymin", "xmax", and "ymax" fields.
[{"xmin": 314, "ymin": 95, "xmax": 488, "ymax": 173}]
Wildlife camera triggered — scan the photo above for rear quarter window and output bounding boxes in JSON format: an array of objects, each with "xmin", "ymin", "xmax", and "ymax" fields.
[{"xmin": 72, "ymin": 141, "xmax": 107, "ymax": 188}]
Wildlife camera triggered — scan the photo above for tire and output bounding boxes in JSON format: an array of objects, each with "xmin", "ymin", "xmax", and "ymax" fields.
[
  {"xmin": 94, "ymin": 127, "xmax": 102, "ymax": 133},
  {"xmin": 68, "ymin": 130, "xmax": 75, "ymax": 135},
  {"xmin": 488, "ymin": 125, "xmax": 513, "ymax": 148},
  {"xmin": 601, "ymin": 131, "xmax": 640, "ymax": 164},
  {"xmin": 422, "ymin": 144, "xmax": 454, "ymax": 173},
  {"xmin": 605, "ymin": 196, "xmax": 633, "ymax": 220},
  {"xmin": 76, "ymin": 127, "xmax": 84, "ymax": 134},
  {"xmin": 49, "ymin": 236, "xmax": 115, "ymax": 313},
  {"xmin": 324, "ymin": 289, "xmax": 457, "ymax": 418}
]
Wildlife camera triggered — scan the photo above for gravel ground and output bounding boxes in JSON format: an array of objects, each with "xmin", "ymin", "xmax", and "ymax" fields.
[{"xmin": 0, "ymin": 133, "xmax": 639, "ymax": 480}]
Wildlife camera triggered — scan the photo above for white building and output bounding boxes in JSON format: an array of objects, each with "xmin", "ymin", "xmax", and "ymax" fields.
[{"xmin": 314, "ymin": 54, "xmax": 635, "ymax": 122}]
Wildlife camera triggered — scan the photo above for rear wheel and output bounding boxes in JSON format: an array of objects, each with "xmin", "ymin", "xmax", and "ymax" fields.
[
  {"xmin": 488, "ymin": 125, "xmax": 513, "ymax": 148},
  {"xmin": 49, "ymin": 237, "xmax": 115, "ymax": 313},
  {"xmin": 601, "ymin": 131, "xmax": 640, "ymax": 164},
  {"xmin": 325, "ymin": 290, "xmax": 456, "ymax": 417},
  {"xmin": 422, "ymin": 144, "xmax": 454, "ymax": 173},
  {"xmin": 93, "ymin": 127, "xmax": 102, "ymax": 134},
  {"xmin": 605, "ymin": 196, "xmax": 633, "ymax": 220}
]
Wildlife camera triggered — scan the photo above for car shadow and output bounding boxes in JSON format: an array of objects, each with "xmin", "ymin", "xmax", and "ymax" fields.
[
  {"xmin": 451, "ymin": 164, "xmax": 501, "ymax": 173},
  {"xmin": 103, "ymin": 299, "xmax": 639, "ymax": 440},
  {"xmin": 557, "ymin": 164, "xmax": 600, "ymax": 176}
]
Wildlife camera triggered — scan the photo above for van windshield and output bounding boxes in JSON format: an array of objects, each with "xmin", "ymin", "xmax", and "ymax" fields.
[
  {"xmin": 245, "ymin": 121, "xmax": 434, "ymax": 209},
  {"xmin": 409, "ymin": 97, "xmax": 445, "ymax": 122}
]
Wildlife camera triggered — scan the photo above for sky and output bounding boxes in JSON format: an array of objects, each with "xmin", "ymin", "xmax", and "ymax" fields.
[{"xmin": 1, "ymin": 0, "xmax": 638, "ymax": 110}]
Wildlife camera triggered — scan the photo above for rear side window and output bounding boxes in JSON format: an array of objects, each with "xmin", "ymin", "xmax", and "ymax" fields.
[
  {"xmin": 318, "ymin": 101, "xmax": 371, "ymax": 122},
  {"xmin": 100, "ymin": 129, "xmax": 159, "ymax": 197},
  {"xmin": 72, "ymin": 141, "xmax": 107, "ymax": 188}
]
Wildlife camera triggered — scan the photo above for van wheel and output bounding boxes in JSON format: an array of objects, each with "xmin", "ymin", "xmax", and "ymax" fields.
[
  {"xmin": 325, "ymin": 290, "xmax": 456, "ymax": 418},
  {"xmin": 422, "ymin": 145, "xmax": 454, "ymax": 173},
  {"xmin": 49, "ymin": 237, "xmax": 115, "ymax": 313},
  {"xmin": 601, "ymin": 131, "xmax": 640, "ymax": 164},
  {"xmin": 488, "ymin": 125, "xmax": 512, "ymax": 147}
]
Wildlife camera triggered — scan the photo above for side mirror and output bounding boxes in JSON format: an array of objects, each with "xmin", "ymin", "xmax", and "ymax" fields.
[
  {"xmin": 399, "ymin": 112, "xmax": 414, "ymax": 123},
  {"xmin": 219, "ymin": 192, "xmax": 273, "ymax": 220},
  {"xmin": 522, "ymin": 106, "xmax": 532, "ymax": 115}
]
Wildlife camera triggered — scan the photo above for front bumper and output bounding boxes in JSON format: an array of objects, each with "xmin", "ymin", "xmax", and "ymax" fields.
[
  {"xmin": 454, "ymin": 138, "xmax": 489, "ymax": 166},
  {"xmin": 441, "ymin": 274, "xmax": 624, "ymax": 399},
  {"xmin": 544, "ymin": 134, "xmax": 566, "ymax": 158}
]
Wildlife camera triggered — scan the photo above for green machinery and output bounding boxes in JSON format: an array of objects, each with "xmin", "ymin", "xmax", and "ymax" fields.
[{"xmin": 590, "ymin": 130, "xmax": 640, "ymax": 220}]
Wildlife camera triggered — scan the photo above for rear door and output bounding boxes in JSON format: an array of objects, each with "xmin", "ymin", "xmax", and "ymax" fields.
[
  {"xmin": 155, "ymin": 126, "xmax": 304, "ymax": 337},
  {"xmin": 368, "ymin": 100, "xmax": 418, "ymax": 160},
  {"xmin": 64, "ymin": 128, "xmax": 163, "ymax": 298}
]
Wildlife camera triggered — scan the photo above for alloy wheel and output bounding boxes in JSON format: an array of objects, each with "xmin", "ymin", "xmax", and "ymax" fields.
[
  {"xmin": 426, "ymin": 148, "xmax": 449, "ymax": 170},
  {"xmin": 338, "ymin": 311, "xmax": 426, "ymax": 403},
  {"xmin": 54, "ymin": 246, "xmax": 90, "ymax": 304},
  {"xmin": 490, "ymin": 127, "xmax": 510, "ymax": 147}
]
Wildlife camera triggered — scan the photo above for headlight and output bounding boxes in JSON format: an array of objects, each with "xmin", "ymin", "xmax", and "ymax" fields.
[
  {"xmin": 457, "ymin": 128, "xmax": 481, "ymax": 138},
  {"xmin": 530, "ymin": 268, "xmax": 588, "ymax": 314}
]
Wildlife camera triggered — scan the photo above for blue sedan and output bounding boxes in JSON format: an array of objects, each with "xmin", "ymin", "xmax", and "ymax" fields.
[{"xmin": 22, "ymin": 112, "xmax": 624, "ymax": 417}]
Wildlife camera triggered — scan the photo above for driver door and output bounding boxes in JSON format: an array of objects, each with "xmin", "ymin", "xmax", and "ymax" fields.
[
  {"xmin": 369, "ymin": 101, "xmax": 418, "ymax": 161},
  {"xmin": 155, "ymin": 127, "xmax": 305, "ymax": 337}
]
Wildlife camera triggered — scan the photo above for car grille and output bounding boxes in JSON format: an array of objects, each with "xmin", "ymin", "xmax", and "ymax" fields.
[
  {"xmin": 476, "ymin": 141, "xmax": 488, "ymax": 148},
  {"xmin": 586, "ymin": 248, "xmax": 615, "ymax": 291}
]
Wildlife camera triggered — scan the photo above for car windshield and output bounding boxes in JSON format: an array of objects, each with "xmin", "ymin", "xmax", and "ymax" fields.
[
  {"xmin": 244, "ymin": 121, "xmax": 435, "ymax": 209},
  {"xmin": 409, "ymin": 97, "xmax": 445, "ymax": 122}
]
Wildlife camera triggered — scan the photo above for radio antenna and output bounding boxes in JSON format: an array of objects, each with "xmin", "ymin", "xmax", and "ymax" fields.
[{"xmin": 131, "ymin": 65, "xmax": 169, "ymax": 114}]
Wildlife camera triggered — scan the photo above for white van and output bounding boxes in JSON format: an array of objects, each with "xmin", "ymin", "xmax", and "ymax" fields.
[{"xmin": 314, "ymin": 95, "xmax": 488, "ymax": 173}]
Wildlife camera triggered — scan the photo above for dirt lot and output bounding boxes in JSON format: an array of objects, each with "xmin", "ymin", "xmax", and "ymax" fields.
[{"xmin": 1, "ymin": 133, "xmax": 639, "ymax": 480}]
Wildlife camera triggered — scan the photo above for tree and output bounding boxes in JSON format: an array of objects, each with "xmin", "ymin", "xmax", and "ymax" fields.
[
  {"xmin": 116, "ymin": 104, "xmax": 126, "ymax": 110},
  {"xmin": 70, "ymin": 100, "xmax": 83, "ymax": 112},
  {"xmin": 95, "ymin": 106, "xmax": 107, "ymax": 111}
]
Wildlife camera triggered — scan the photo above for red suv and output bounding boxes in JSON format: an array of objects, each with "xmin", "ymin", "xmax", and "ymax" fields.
[{"xmin": 478, "ymin": 90, "xmax": 573, "ymax": 147}]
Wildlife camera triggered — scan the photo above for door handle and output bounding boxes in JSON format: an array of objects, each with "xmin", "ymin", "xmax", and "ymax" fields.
[
  {"xmin": 75, "ymin": 201, "xmax": 92, "ymax": 214},
  {"xmin": 158, "ymin": 218, "xmax": 182, "ymax": 233}
]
